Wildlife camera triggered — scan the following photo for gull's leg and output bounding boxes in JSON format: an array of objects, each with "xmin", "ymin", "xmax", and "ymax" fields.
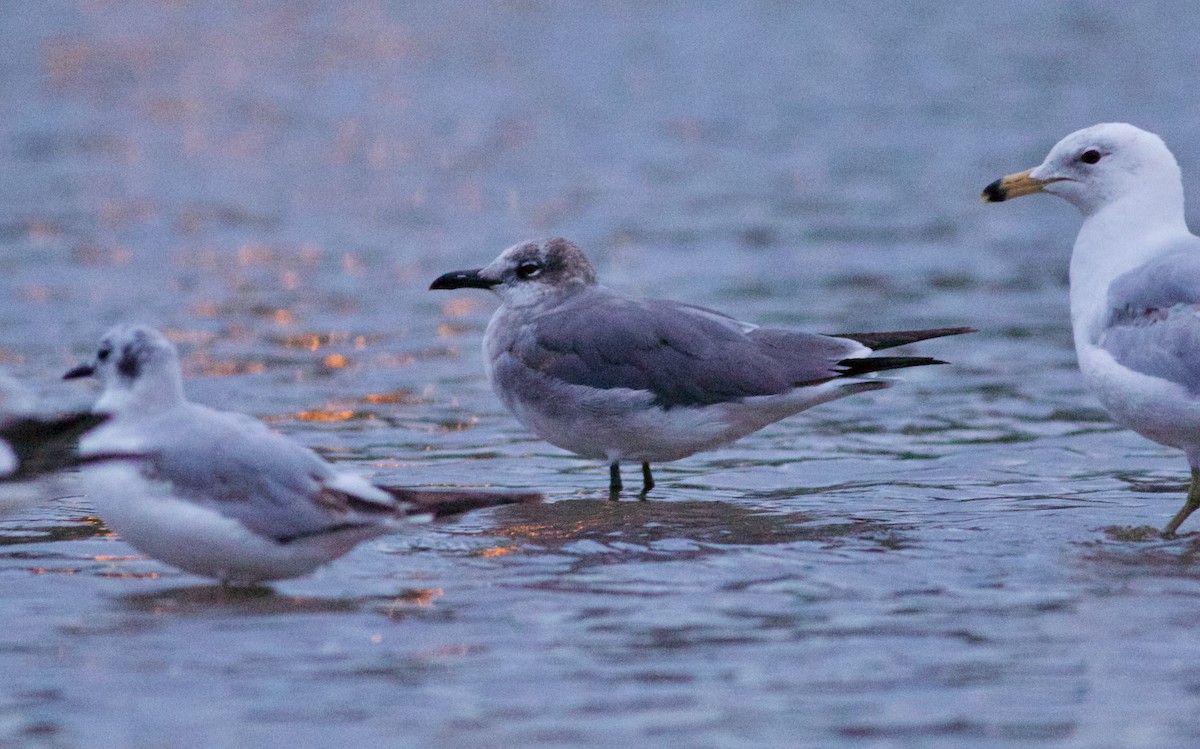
[
  {"xmin": 1163, "ymin": 465, "xmax": 1200, "ymax": 536},
  {"xmin": 639, "ymin": 462, "xmax": 655, "ymax": 498},
  {"xmin": 609, "ymin": 462, "xmax": 622, "ymax": 499}
]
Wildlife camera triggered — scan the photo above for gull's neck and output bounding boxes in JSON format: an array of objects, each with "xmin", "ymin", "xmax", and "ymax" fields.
[
  {"xmin": 95, "ymin": 375, "xmax": 186, "ymax": 418},
  {"xmin": 1069, "ymin": 185, "xmax": 1190, "ymax": 341}
]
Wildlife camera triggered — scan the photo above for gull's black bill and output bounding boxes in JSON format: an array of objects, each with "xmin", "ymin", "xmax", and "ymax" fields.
[
  {"xmin": 62, "ymin": 363, "xmax": 96, "ymax": 380},
  {"xmin": 429, "ymin": 269, "xmax": 500, "ymax": 291}
]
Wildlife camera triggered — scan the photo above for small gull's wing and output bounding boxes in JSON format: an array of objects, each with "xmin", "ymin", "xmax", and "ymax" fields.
[
  {"xmin": 513, "ymin": 291, "xmax": 869, "ymax": 408},
  {"xmin": 1102, "ymin": 248, "xmax": 1200, "ymax": 391},
  {"xmin": 113, "ymin": 405, "xmax": 397, "ymax": 542}
]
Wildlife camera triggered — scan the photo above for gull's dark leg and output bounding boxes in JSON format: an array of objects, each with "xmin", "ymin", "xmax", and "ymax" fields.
[
  {"xmin": 609, "ymin": 461, "xmax": 622, "ymax": 500},
  {"xmin": 1163, "ymin": 467, "xmax": 1200, "ymax": 536},
  {"xmin": 639, "ymin": 462, "xmax": 655, "ymax": 498}
]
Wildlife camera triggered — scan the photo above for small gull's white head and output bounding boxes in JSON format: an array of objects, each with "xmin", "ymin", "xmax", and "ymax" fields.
[
  {"xmin": 430, "ymin": 238, "xmax": 598, "ymax": 309},
  {"xmin": 982, "ymin": 123, "xmax": 1184, "ymax": 218},
  {"xmin": 64, "ymin": 324, "xmax": 185, "ymax": 416}
]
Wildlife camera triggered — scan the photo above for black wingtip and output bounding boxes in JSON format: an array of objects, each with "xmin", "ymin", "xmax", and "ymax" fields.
[
  {"xmin": 836, "ymin": 356, "xmax": 947, "ymax": 377},
  {"xmin": 830, "ymin": 327, "xmax": 975, "ymax": 351},
  {"xmin": 0, "ymin": 411, "xmax": 110, "ymax": 480},
  {"xmin": 381, "ymin": 486, "xmax": 542, "ymax": 519}
]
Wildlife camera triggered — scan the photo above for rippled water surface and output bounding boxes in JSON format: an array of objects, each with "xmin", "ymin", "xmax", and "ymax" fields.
[{"xmin": 5, "ymin": 2, "xmax": 1200, "ymax": 747}]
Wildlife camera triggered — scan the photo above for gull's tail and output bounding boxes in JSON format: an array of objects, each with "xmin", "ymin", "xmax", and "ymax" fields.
[
  {"xmin": 831, "ymin": 327, "xmax": 975, "ymax": 351},
  {"xmin": 380, "ymin": 486, "xmax": 542, "ymax": 520},
  {"xmin": 0, "ymin": 412, "xmax": 109, "ymax": 481}
]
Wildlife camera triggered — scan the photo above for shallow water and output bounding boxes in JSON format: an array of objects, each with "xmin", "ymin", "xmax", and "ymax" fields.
[{"xmin": 4, "ymin": 1, "xmax": 1200, "ymax": 746}]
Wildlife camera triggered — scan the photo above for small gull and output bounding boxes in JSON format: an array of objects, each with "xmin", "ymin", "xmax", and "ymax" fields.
[
  {"xmin": 431, "ymin": 238, "xmax": 971, "ymax": 497},
  {"xmin": 64, "ymin": 324, "xmax": 539, "ymax": 584},
  {"xmin": 983, "ymin": 122, "xmax": 1200, "ymax": 534}
]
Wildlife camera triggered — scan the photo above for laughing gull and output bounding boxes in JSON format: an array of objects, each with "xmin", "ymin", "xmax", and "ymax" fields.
[
  {"xmin": 431, "ymin": 238, "xmax": 971, "ymax": 497},
  {"xmin": 63, "ymin": 324, "xmax": 539, "ymax": 584},
  {"xmin": 983, "ymin": 122, "xmax": 1200, "ymax": 535}
]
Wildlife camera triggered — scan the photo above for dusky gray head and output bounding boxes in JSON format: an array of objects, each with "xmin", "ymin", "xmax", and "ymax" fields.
[
  {"xmin": 64, "ymin": 324, "xmax": 185, "ymax": 415},
  {"xmin": 430, "ymin": 238, "xmax": 598, "ymax": 308},
  {"xmin": 982, "ymin": 123, "xmax": 1183, "ymax": 217}
]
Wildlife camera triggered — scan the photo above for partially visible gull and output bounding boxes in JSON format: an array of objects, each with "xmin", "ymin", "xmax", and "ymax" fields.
[
  {"xmin": 64, "ymin": 324, "xmax": 539, "ymax": 584},
  {"xmin": 431, "ymin": 238, "xmax": 971, "ymax": 497},
  {"xmin": 0, "ymin": 370, "xmax": 107, "ymax": 516},
  {"xmin": 984, "ymin": 122, "xmax": 1200, "ymax": 534}
]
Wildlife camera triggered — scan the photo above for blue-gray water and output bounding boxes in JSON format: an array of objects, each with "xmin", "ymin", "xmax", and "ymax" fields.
[{"xmin": 4, "ymin": 2, "xmax": 1200, "ymax": 747}]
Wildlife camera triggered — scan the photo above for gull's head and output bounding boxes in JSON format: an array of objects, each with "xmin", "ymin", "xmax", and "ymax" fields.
[
  {"xmin": 64, "ymin": 324, "xmax": 185, "ymax": 415},
  {"xmin": 981, "ymin": 123, "xmax": 1183, "ymax": 216},
  {"xmin": 430, "ymin": 238, "xmax": 598, "ymax": 308}
]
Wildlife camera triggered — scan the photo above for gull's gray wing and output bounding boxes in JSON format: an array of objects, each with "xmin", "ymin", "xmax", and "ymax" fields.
[
  {"xmin": 1103, "ymin": 245, "xmax": 1200, "ymax": 392},
  {"xmin": 1108, "ymin": 240, "xmax": 1200, "ymax": 312},
  {"xmin": 127, "ymin": 405, "xmax": 394, "ymax": 542},
  {"xmin": 511, "ymin": 290, "xmax": 867, "ymax": 408}
]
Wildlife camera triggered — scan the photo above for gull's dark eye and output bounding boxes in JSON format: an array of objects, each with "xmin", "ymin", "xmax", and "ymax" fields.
[
  {"xmin": 97, "ymin": 345, "xmax": 111, "ymax": 362},
  {"xmin": 1080, "ymin": 149, "xmax": 1102, "ymax": 164},
  {"xmin": 516, "ymin": 261, "xmax": 542, "ymax": 279}
]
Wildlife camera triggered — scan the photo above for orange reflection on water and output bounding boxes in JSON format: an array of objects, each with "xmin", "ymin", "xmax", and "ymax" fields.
[
  {"xmin": 236, "ymin": 243, "xmax": 279, "ymax": 266},
  {"xmin": 189, "ymin": 301, "xmax": 219, "ymax": 318},
  {"xmin": 295, "ymin": 409, "xmax": 356, "ymax": 422},
  {"xmin": 396, "ymin": 587, "xmax": 443, "ymax": 606},
  {"xmin": 436, "ymin": 323, "xmax": 473, "ymax": 337},
  {"xmin": 278, "ymin": 332, "xmax": 359, "ymax": 350},
  {"xmin": 322, "ymin": 354, "xmax": 349, "ymax": 369},
  {"xmin": 441, "ymin": 297, "xmax": 477, "ymax": 318},
  {"xmin": 360, "ymin": 390, "xmax": 418, "ymax": 405},
  {"xmin": 185, "ymin": 354, "xmax": 268, "ymax": 377},
  {"xmin": 26, "ymin": 219, "xmax": 62, "ymax": 243},
  {"xmin": 473, "ymin": 546, "xmax": 517, "ymax": 558},
  {"xmin": 163, "ymin": 328, "xmax": 217, "ymax": 346}
]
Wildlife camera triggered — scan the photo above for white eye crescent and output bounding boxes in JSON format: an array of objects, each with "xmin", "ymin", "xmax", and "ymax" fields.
[{"xmin": 516, "ymin": 261, "xmax": 542, "ymax": 279}]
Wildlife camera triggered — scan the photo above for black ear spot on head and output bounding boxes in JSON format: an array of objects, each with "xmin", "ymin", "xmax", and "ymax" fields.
[{"xmin": 117, "ymin": 347, "xmax": 140, "ymax": 379}]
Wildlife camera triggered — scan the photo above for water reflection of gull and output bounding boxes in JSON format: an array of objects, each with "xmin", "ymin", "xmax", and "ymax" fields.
[
  {"xmin": 493, "ymin": 499, "xmax": 899, "ymax": 554},
  {"xmin": 119, "ymin": 584, "xmax": 446, "ymax": 619},
  {"xmin": 985, "ymin": 123, "xmax": 1200, "ymax": 535}
]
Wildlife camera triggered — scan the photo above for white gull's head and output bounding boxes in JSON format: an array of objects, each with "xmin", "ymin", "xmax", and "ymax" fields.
[
  {"xmin": 983, "ymin": 123, "xmax": 1184, "ymax": 217},
  {"xmin": 64, "ymin": 324, "xmax": 185, "ymax": 415}
]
